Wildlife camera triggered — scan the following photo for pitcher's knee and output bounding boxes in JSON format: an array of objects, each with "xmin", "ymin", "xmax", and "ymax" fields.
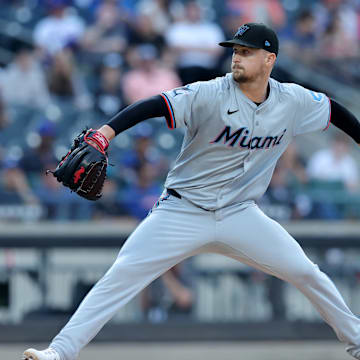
[
  {"xmin": 106, "ymin": 258, "xmax": 141, "ymax": 280},
  {"xmin": 106, "ymin": 256, "xmax": 163, "ymax": 286},
  {"xmin": 285, "ymin": 263, "xmax": 321, "ymax": 286}
]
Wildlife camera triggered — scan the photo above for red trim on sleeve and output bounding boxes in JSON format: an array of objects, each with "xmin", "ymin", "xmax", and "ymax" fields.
[{"xmin": 160, "ymin": 94, "xmax": 175, "ymax": 129}]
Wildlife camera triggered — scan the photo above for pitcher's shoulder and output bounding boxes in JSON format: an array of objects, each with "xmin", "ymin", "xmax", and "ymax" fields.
[
  {"xmin": 191, "ymin": 74, "xmax": 230, "ymax": 99},
  {"xmin": 270, "ymin": 79, "xmax": 305, "ymax": 104},
  {"xmin": 201, "ymin": 74, "xmax": 231, "ymax": 92}
]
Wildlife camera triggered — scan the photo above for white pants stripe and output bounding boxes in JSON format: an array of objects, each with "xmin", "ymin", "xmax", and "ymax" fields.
[{"xmin": 51, "ymin": 195, "xmax": 360, "ymax": 360}]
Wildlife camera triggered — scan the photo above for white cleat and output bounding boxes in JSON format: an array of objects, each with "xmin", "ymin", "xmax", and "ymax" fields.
[
  {"xmin": 347, "ymin": 344, "xmax": 360, "ymax": 359},
  {"xmin": 22, "ymin": 348, "xmax": 61, "ymax": 360}
]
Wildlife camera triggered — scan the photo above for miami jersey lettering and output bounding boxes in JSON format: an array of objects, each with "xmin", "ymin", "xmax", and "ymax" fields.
[{"xmin": 162, "ymin": 74, "xmax": 330, "ymax": 210}]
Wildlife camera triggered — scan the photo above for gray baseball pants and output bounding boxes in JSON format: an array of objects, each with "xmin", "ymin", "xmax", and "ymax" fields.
[{"xmin": 50, "ymin": 194, "xmax": 360, "ymax": 360}]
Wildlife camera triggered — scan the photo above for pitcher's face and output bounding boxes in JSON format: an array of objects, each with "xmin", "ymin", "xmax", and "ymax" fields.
[{"xmin": 231, "ymin": 45, "xmax": 274, "ymax": 84}]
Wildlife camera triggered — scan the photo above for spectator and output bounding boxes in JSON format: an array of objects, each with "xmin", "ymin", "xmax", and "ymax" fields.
[
  {"xmin": 122, "ymin": 43, "xmax": 181, "ymax": 104},
  {"xmin": 314, "ymin": 12, "xmax": 360, "ymax": 85},
  {"xmin": 0, "ymin": 42, "xmax": 51, "ymax": 109},
  {"xmin": 307, "ymin": 132, "xmax": 358, "ymax": 191},
  {"xmin": 308, "ymin": 0, "xmax": 360, "ymax": 84},
  {"xmin": 225, "ymin": 0, "xmax": 286, "ymax": 30},
  {"xmin": 94, "ymin": 54, "xmax": 126, "ymax": 119},
  {"xmin": 278, "ymin": 143, "xmax": 308, "ymax": 189},
  {"xmin": 265, "ymin": 275, "xmax": 286, "ymax": 320},
  {"xmin": 166, "ymin": 0, "xmax": 224, "ymax": 84},
  {"xmin": 313, "ymin": 0, "xmax": 359, "ymax": 43},
  {"xmin": 0, "ymin": 157, "xmax": 38, "ymax": 206},
  {"xmin": 47, "ymin": 49, "xmax": 92, "ymax": 109},
  {"xmin": 141, "ymin": 262, "xmax": 194, "ymax": 322},
  {"xmin": 128, "ymin": 13, "xmax": 167, "ymax": 55},
  {"xmin": 74, "ymin": 0, "xmax": 136, "ymax": 19},
  {"xmin": 136, "ymin": 0, "xmax": 175, "ymax": 34},
  {"xmin": 120, "ymin": 162, "xmax": 162, "ymax": 220},
  {"xmin": 119, "ymin": 131, "xmax": 169, "ymax": 185},
  {"xmin": 47, "ymin": 50, "xmax": 73, "ymax": 98},
  {"xmin": 93, "ymin": 178, "xmax": 126, "ymax": 220},
  {"xmin": 318, "ymin": 13, "xmax": 359, "ymax": 60},
  {"xmin": 18, "ymin": 119, "xmax": 58, "ymax": 185},
  {"xmin": 259, "ymin": 165, "xmax": 297, "ymax": 222},
  {"xmin": 162, "ymin": 264, "xmax": 193, "ymax": 317},
  {"xmin": 260, "ymin": 143, "xmax": 313, "ymax": 221},
  {"xmin": 281, "ymin": 9, "xmax": 317, "ymax": 65},
  {"xmin": 307, "ymin": 132, "xmax": 359, "ymax": 219},
  {"xmin": 33, "ymin": 1, "xmax": 85, "ymax": 56},
  {"xmin": 81, "ymin": 0, "xmax": 129, "ymax": 63}
]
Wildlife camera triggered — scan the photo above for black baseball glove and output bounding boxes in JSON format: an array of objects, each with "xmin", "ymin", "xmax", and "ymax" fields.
[{"xmin": 49, "ymin": 128, "xmax": 109, "ymax": 201}]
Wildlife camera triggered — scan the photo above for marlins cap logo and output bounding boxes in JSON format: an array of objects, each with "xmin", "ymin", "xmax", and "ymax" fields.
[
  {"xmin": 235, "ymin": 25, "xmax": 250, "ymax": 37},
  {"xmin": 264, "ymin": 40, "xmax": 271, "ymax": 47}
]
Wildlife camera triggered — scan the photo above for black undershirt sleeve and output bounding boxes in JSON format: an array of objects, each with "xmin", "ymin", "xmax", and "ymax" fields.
[
  {"xmin": 330, "ymin": 99, "xmax": 360, "ymax": 144},
  {"xmin": 106, "ymin": 95, "xmax": 170, "ymax": 135}
]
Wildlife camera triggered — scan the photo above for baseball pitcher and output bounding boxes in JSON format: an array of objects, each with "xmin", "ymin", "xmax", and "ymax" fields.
[{"xmin": 23, "ymin": 23, "xmax": 360, "ymax": 360}]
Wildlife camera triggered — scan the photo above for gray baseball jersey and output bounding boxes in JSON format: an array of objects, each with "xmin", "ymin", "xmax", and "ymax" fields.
[
  {"xmin": 46, "ymin": 75, "xmax": 360, "ymax": 360},
  {"xmin": 161, "ymin": 73, "xmax": 331, "ymax": 210}
]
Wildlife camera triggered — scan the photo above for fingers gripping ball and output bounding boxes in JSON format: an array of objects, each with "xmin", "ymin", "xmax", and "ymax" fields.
[{"xmin": 51, "ymin": 128, "xmax": 109, "ymax": 201}]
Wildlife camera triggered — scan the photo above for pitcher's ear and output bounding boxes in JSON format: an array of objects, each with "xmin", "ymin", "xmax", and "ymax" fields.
[{"xmin": 266, "ymin": 53, "xmax": 276, "ymax": 66}]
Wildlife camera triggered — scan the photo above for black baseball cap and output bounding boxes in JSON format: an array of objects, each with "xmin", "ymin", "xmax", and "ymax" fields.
[{"xmin": 219, "ymin": 23, "xmax": 279, "ymax": 55}]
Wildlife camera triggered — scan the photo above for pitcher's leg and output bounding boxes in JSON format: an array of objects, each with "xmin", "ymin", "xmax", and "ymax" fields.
[
  {"xmin": 50, "ymin": 197, "xmax": 214, "ymax": 360},
  {"xmin": 218, "ymin": 204, "xmax": 360, "ymax": 345}
]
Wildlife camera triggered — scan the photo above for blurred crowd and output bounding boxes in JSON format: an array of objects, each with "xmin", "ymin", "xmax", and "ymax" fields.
[{"xmin": 0, "ymin": 0, "xmax": 359, "ymax": 223}]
